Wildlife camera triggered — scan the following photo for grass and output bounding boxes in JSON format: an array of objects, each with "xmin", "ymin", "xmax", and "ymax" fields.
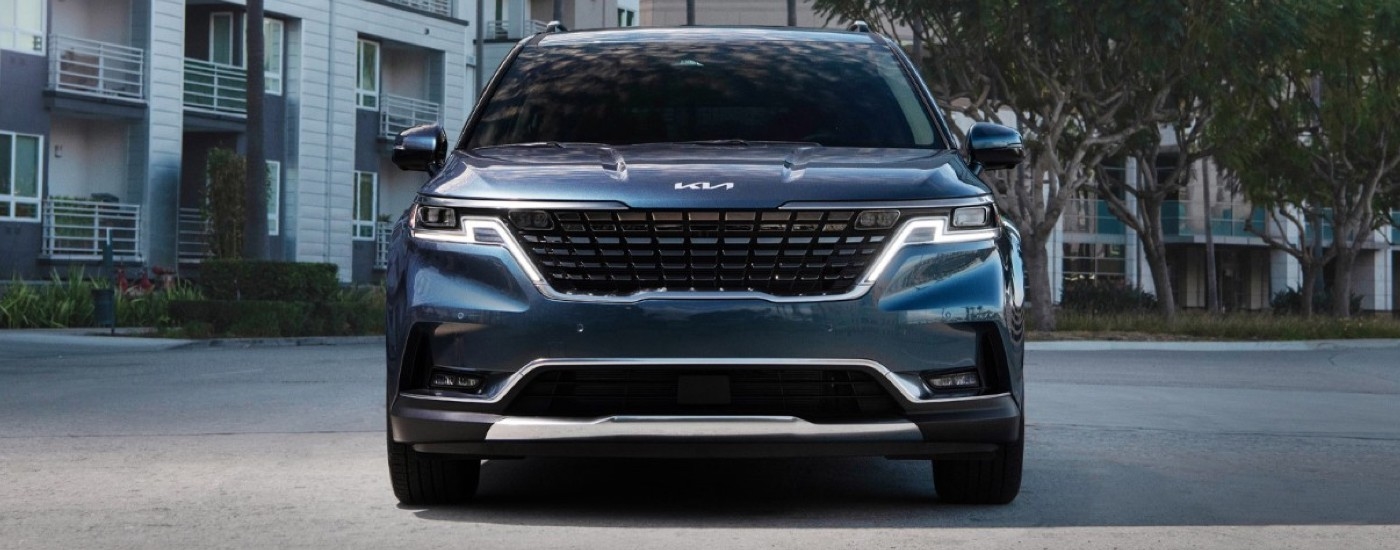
[{"xmin": 1036, "ymin": 310, "xmax": 1400, "ymax": 341}]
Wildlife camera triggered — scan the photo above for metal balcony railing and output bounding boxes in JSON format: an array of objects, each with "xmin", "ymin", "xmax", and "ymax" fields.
[
  {"xmin": 48, "ymin": 35, "xmax": 145, "ymax": 101},
  {"xmin": 487, "ymin": 19, "xmax": 548, "ymax": 39},
  {"xmin": 1063, "ymin": 199, "xmax": 1125, "ymax": 237},
  {"xmin": 381, "ymin": 94, "xmax": 441, "ymax": 139},
  {"xmin": 178, "ymin": 207, "xmax": 212, "ymax": 263},
  {"xmin": 41, "ymin": 198, "xmax": 144, "ymax": 262},
  {"xmin": 375, "ymin": 221, "xmax": 393, "ymax": 269},
  {"xmin": 184, "ymin": 58, "xmax": 247, "ymax": 116},
  {"xmin": 384, "ymin": 0, "xmax": 452, "ymax": 17}
]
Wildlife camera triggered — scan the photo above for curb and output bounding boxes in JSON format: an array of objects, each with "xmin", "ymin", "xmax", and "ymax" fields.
[
  {"xmin": 179, "ymin": 335, "xmax": 383, "ymax": 348},
  {"xmin": 1027, "ymin": 339, "xmax": 1400, "ymax": 352}
]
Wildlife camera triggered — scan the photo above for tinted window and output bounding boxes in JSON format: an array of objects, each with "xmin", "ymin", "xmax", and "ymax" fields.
[{"xmin": 467, "ymin": 40, "xmax": 942, "ymax": 149}]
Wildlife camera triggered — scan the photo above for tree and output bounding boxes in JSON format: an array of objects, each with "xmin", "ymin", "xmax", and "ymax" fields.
[
  {"xmin": 1094, "ymin": 1, "xmax": 1262, "ymax": 320},
  {"xmin": 205, "ymin": 148, "xmax": 246, "ymax": 260},
  {"xmin": 814, "ymin": 0, "xmax": 1164, "ymax": 330},
  {"xmin": 1212, "ymin": 0, "xmax": 1400, "ymax": 317}
]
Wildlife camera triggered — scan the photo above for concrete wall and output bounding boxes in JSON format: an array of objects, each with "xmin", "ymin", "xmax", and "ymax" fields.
[
  {"xmin": 0, "ymin": 48, "xmax": 52, "ymax": 279},
  {"xmin": 47, "ymin": 117, "xmax": 130, "ymax": 199},
  {"xmin": 643, "ymin": 0, "xmax": 832, "ymax": 27},
  {"xmin": 50, "ymin": 0, "xmax": 132, "ymax": 44}
]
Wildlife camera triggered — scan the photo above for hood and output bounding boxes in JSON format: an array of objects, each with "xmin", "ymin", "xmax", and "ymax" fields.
[{"xmin": 419, "ymin": 143, "xmax": 990, "ymax": 209}]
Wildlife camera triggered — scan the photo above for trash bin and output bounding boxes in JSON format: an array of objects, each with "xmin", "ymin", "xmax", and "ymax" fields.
[{"xmin": 92, "ymin": 288, "xmax": 115, "ymax": 329}]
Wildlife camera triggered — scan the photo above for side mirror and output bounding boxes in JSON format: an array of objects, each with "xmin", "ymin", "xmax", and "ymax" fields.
[
  {"xmin": 967, "ymin": 123, "xmax": 1025, "ymax": 172},
  {"xmin": 392, "ymin": 124, "xmax": 448, "ymax": 173}
]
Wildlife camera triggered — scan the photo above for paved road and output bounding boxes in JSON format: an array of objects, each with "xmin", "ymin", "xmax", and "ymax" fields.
[{"xmin": 2, "ymin": 339, "xmax": 1398, "ymax": 549}]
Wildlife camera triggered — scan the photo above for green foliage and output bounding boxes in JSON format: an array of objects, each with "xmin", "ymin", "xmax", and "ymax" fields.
[
  {"xmin": 0, "ymin": 269, "xmax": 96, "ymax": 328},
  {"xmin": 198, "ymin": 260, "xmax": 339, "ymax": 301},
  {"xmin": 167, "ymin": 297, "xmax": 383, "ymax": 338},
  {"xmin": 0, "ymin": 270, "xmax": 205, "ymax": 329},
  {"xmin": 1059, "ymin": 278, "xmax": 1158, "ymax": 314},
  {"xmin": 205, "ymin": 147, "xmax": 247, "ymax": 259},
  {"xmin": 1270, "ymin": 287, "xmax": 1364, "ymax": 316}
]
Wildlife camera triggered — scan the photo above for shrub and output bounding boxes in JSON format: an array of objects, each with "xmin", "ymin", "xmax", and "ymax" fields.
[
  {"xmin": 1269, "ymin": 286, "xmax": 1364, "ymax": 315},
  {"xmin": 1060, "ymin": 278, "xmax": 1158, "ymax": 314},
  {"xmin": 198, "ymin": 260, "xmax": 339, "ymax": 302},
  {"xmin": 168, "ymin": 296, "xmax": 383, "ymax": 337},
  {"xmin": 205, "ymin": 147, "xmax": 246, "ymax": 259},
  {"xmin": 0, "ymin": 269, "xmax": 97, "ymax": 328}
]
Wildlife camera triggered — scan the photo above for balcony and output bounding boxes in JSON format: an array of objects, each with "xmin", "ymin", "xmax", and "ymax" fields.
[
  {"xmin": 1063, "ymin": 199, "xmax": 1125, "ymax": 238},
  {"xmin": 1210, "ymin": 206, "xmax": 1267, "ymax": 238},
  {"xmin": 385, "ymin": 0, "xmax": 453, "ymax": 17},
  {"xmin": 178, "ymin": 207, "xmax": 211, "ymax": 263},
  {"xmin": 381, "ymin": 94, "xmax": 441, "ymax": 139},
  {"xmin": 41, "ymin": 198, "xmax": 144, "ymax": 263},
  {"xmin": 375, "ymin": 221, "xmax": 393, "ymax": 269},
  {"xmin": 487, "ymin": 19, "xmax": 547, "ymax": 39},
  {"xmin": 48, "ymin": 35, "xmax": 145, "ymax": 102},
  {"xmin": 184, "ymin": 58, "xmax": 246, "ymax": 116}
]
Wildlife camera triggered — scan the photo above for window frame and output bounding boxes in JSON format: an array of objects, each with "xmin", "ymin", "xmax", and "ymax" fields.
[
  {"xmin": 356, "ymin": 38, "xmax": 381, "ymax": 110},
  {"xmin": 352, "ymin": 170, "xmax": 378, "ymax": 240},
  {"xmin": 0, "ymin": 130, "xmax": 45, "ymax": 222},
  {"xmin": 0, "ymin": 0, "xmax": 45, "ymax": 55},
  {"xmin": 264, "ymin": 18, "xmax": 285, "ymax": 95},
  {"xmin": 209, "ymin": 12, "xmax": 237, "ymax": 66},
  {"xmin": 266, "ymin": 160, "xmax": 281, "ymax": 236}
]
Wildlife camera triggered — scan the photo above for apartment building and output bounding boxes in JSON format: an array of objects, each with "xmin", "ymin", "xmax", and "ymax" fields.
[
  {"xmin": 478, "ymin": 0, "xmax": 637, "ymax": 90},
  {"xmin": 0, "ymin": 0, "xmax": 475, "ymax": 283}
]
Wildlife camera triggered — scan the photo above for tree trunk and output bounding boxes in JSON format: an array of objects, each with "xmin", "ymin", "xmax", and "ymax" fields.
[
  {"xmin": 1332, "ymin": 249, "xmax": 1358, "ymax": 317},
  {"xmin": 1201, "ymin": 163, "xmax": 1220, "ymax": 313},
  {"xmin": 1138, "ymin": 195, "xmax": 1176, "ymax": 321},
  {"xmin": 1022, "ymin": 234, "xmax": 1056, "ymax": 331},
  {"xmin": 244, "ymin": 0, "xmax": 267, "ymax": 260},
  {"xmin": 1299, "ymin": 263, "xmax": 1318, "ymax": 318}
]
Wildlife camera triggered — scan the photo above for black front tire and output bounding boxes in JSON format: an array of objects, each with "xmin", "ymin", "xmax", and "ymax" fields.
[
  {"xmin": 388, "ymin": 436, "xmax": 480, "ymax": 505},
  {"xmin": 931, "ymin": 423, "xmax": 1024, "ymax": 505}
]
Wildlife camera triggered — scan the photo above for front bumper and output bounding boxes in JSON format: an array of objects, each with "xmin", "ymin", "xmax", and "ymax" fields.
[{"xmin": 385, "ymin": 218, "xmax": 1025, "ymax": 458}]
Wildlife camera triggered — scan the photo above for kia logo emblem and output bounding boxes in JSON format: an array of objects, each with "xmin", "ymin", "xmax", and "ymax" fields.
[{"xmin": 674, "ymin": 182, "xmax": 735, "ymax": 191}]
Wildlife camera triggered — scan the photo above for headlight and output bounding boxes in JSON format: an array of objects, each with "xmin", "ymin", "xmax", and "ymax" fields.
[
  {"xmin": 862, "ymin": 212, "xmax": 999, "ymax": 284},
  {"xmin": 951, "ymin": 205, "xmax": 992, "ymax": 228},
  {"xmin": 415, "ymin": 206, "xmax": 459, "ymax": 229},
  {"xmin": 409, "ymin": 210, "xmax": 540, "ymax": 281}
]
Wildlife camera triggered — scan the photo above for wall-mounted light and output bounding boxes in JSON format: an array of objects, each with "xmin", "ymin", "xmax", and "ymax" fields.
[{"xmin": 52, "ymin": 144, "xmax": 63, "ymax": 158}]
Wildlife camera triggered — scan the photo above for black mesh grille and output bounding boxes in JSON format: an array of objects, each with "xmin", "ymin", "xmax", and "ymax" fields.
[
  {"xmin": 504, "ymin": 368, "xmax": 901, "ymax": 421},
  {"xmin": 509, "ymin": 210, "xmax": 896, "ymax": 296}
]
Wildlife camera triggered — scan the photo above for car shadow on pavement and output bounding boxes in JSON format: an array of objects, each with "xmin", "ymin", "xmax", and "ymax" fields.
[{"xmin": 407, "ymin": 427, "xmax": 1400, "ymax": 528}]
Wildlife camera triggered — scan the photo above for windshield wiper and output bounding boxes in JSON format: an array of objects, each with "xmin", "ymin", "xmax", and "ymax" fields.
[
  {"xmin": 667, "ymin": 140, "xmax": 824, "ymax": 147},
  {"xmin": 474, "ymin": 141, "xmax": 609, "ymax": 150}
]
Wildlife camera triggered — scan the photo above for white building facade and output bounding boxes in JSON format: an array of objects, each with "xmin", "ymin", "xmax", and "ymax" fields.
[{"xmin": 0, "ymin": 0, "xmax": 476, "ymax": 282}]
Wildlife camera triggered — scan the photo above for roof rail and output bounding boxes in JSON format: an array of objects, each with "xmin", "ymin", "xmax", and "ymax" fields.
[
  {"xmin": 847, "ymin": 20, "xmax": 872, "ymax": 33},
  {"xmin": 544, "ymin": 20, "xmax": 568, "ymax": 33}
]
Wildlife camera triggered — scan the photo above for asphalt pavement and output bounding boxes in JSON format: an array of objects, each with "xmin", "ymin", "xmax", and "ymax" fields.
[{"xmin": 1, "ymin": 333, "xmax": 1398, "ymax": 549}]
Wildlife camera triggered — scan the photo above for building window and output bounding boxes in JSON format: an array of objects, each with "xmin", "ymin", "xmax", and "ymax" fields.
[
  {"xmin": 265, "ymin": 18, "xmax": 285, "ymax": 95},
  {"xmin": 617, "ymin": 8, "xmax": 637, "ymax": 27},
  {"xmin": 1063, "ymin": 243, "xmax": 1126, "ymax": 281},
  {"xmin": 266, "ymin": 161, "xmax": 281, "ymax": 236},
  {"xmin": 0, "ymin": 0, "xmax": 44, "ymax": 54},
  {"xmin": 357, "ymin": 39, "xmax": 380, "ymax": 110},
  {"xmin": 353, "ymin": 171, "xmax": 378, "ymax": 239},
  {"xmin": 210, "ymin": 12, "xmax": 236, "ymax": 65},
  {"xmin": 0, "ymin": 131, "xmax": 43, "ymax": 221}
]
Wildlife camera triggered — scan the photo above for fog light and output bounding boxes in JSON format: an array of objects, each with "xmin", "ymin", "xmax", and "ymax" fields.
[
  {"xmin": 430, "ymin": 369, "xmax": 484, "ymax": 392},
  {"xmin": 923, "ymin": 370, "xmax": 981, "ymax": 390},
  {"xmin": 855, "ymin": 209, "xmax": 900, "ymax": 230}
]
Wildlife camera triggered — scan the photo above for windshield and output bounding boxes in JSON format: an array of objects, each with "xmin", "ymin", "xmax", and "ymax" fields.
[{"xmin": 466, "ymin": 39, "xmax": 943, "ymax": 149}]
